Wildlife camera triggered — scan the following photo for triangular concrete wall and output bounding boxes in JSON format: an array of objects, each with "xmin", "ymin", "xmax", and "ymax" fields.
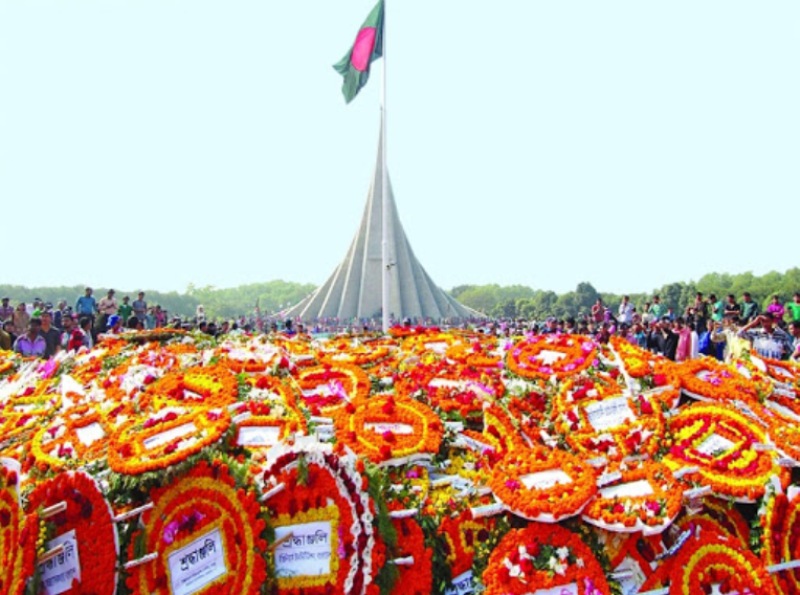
[{"xmin": 284, "ymin": 131, "xmax": 478, "ymax": 322}]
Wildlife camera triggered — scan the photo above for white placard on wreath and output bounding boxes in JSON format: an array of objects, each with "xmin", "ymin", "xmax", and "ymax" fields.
[{"xmin": 167, "ymin": 526, "xmax": 227, "ymax": 595}]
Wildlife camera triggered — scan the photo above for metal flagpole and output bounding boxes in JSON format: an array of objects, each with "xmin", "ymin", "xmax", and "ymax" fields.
[{"xmin": 380, "ymin": 0, "xmax": 390, "ymax": 333}]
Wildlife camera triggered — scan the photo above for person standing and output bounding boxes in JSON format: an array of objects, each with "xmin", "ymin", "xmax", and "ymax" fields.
[
  {"xmin": 740, "ymin": 292, "xmax": 760, "ymax": 325},
  {"xmin": 788, "ymin": 320, "xmax": 800, "ymax": 361},
  {"xmin": 118, "ymin": 296, "xmax": 133, "ymax": 325},
  {"xmin": 738, "ymin": 313, "xmax": 791, "ymax": 360},
  {"xmin": 69, "ymin": 317, "xmax": 94, "ymax": 352},
  {"xmin": 60, "ymin": 315, "xmax": 75, "ymax": 350},
  {"xmin": 14, "ymin": 319, "xmax": 47, "ymax": 357},
  {"xmin": 132, "ymin": 292, "xmax": 147, "ymax": 324},
  {"xmin": 692, "ymin": 292, "xmax": 708, "ymax": 332},
  {"xmin": 723, "ymin": 294, "xmax": 741, "ymax": 322},
  {"xmin": 75, "ymin": 287, "xmax": 97, "ymax": 323},
  {"xmin": 766, "ymin": 295, "xmax": 785, "ymax": 323},
  {"xmin": 0, "ymin": 297, "xmax": 14, "ymax": 323},
  {"xmin": 97, "ymin": 289, "xmax": 118, "ymax": 321},
  {"xmin": 650, "ymin": 295, "xmax": 666, "ymax": 321},
  {"xmin": 12, "ymin": 303, "xmax": 30, "ymax": 336},
  {"xmin": 708, "ymin": 294, "xmax": 724, "ymax": 323},
  {"xmin": 39, "ymin": 311, "xmax": 61, "ymax": 358},
  {"xmin": 786, "ymin": 293, "xmax": 800, "ymax": 323},
  {"xmin": 591, "ymin": 298, "xmax": 604, "ymax": 324},
  {"xmin": 0, "ymin": 323, "xmax": 11, "ymax": 350},
  {"xmin": 674, "ymin": 318, "xmax": 693, "ymax": 362},
  {"xmin": 618, "ymin": 295, "xmax": 634, "ymax": 325}
]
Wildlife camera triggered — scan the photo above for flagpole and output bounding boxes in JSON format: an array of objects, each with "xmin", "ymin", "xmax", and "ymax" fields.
[{"xmin": 380, "ymin": 0, "xmax": 390, "ymax": 334}]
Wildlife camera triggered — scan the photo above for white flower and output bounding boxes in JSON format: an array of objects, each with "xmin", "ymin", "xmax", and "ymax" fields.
[
  {"xmin": 553, "ymin": 561, "xmax": 567, "ymax": 576},
  {"xmin": 556, "ymin": 546, "xmax": 570, "ymax": 561},
  {"xmin": 576, "ymin": 557, "xmax": 585, "ymax": 568}
]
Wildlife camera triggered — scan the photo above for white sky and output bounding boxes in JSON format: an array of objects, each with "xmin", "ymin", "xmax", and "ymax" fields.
[{"xmin": 1, "ymin": 1, "xmax": 798, "ymax": 295}]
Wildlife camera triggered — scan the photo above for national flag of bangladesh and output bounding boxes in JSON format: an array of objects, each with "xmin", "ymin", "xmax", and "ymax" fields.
[{"xmin": 333, "ymin": 0, "xmax": 384, "ymax": 104}]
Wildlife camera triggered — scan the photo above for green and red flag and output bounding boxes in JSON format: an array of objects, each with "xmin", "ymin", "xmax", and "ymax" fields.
[{"xmin": 333, "ymin": 0, "xmax": 384, "ymax": 103}]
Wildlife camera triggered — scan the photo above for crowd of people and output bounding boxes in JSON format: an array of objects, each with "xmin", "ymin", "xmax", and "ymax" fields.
[
  {"xmin": 2, "ymin": 287, "xmax": 800, "ymax": 363},
  {"xmin": 489, "ymin": 291, "xmax": 800, "ymax": 363}
]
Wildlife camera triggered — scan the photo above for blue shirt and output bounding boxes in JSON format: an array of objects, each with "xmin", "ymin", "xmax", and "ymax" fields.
[{"xmin": 75, "ymin": 295, "xmax": 97, "ymax": 315}]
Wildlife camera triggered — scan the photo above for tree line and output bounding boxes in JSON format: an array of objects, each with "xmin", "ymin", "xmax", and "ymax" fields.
[
  {"xmin": 451, "ymin": 268, "xmax": 800, "ymax": 321},
  {"xmin": 3, "ymin": 268, "xmax": 799, "ymax": 322}
]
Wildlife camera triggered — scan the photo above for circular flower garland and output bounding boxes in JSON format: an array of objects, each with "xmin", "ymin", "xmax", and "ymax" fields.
[
  {"xmin": 394, "ymin": 361, "xmax": 504, "ymax": 419},
  {"xmin": 677, "ymin": 357, "xmax": 772, "ymax": 403},
  {"xmin": 28, "ymin": 403, "xmax": 132, "ymax": 473},
  {"xmin": 139, "ymin": 364, "xmax": 240, "ymax": 410},
  {"xmin": 482, "ymin": 524, "xmax": 611, "ymax": 595},
  {"xmin": 126, "ymin": 458, "xmax": 266, "ymax": 595},
  {"xmin": 506, "ymin": 334, "xmax": 597, "ymax": 381},
  {"xmin": 262, "ymin": 443, "xmax": 375, "ymax": 595},
  {"xmin": 108, "ymin": 407, "xmax": 231, "ymax": 475},
  {"xmin": 293, "ymin": 363, "xmax": 371, "ymax": 415},
  {"xmin": 663, "ymin": 402, "xmax": 788, "ymax": 501},
  {"xmin": 0, "ymin": 464, "xmax": 36, "ymax": 595},
  {"xmin": 505, "ymin": 390, "xmax": 550, "ymax": 443},
  {"xmin": 774, "ymin": 488, "xmax": 800, "ymax": 593},
  {"xmin": 445, "ymin": 339, "xmax": 503, "ymax": 369},
  {"xmin": 554, "ymin": 391, "xmax": 666, "ymax": 461},
  {"xmin": 27, "ymin": 470, "xmax": 118, "ymax": 595},
  {"xmin": 757, "ymin": 487, "xmax": 791, "ymax": 595},
  {"xmin": 581, "ymin": 460, "xmax": 684, "ymax": 535},
  {"xmin": 668, "ymin": 527, "xmax": 776, "ymax": 595},
  {"xmin": 438, "ymin": 509, "xmax": 496, "ymax": 579},
  {"xmin": 331, "ymin": 394, "xmax": 444, "ymax": 465},
  {"xmin": 389, "ymin": 516, "xmax": 432, "ymax": 595},
  {"xmin": 318, "ymin": 340, "xmax": 393, "ymax": 369},
  {"xmin": 689, "ymin": 497, "xmax": 750, "ymax": 548},
  {"xmin": 489, "ymin": 447, "xmax": 597, "ymax": 522},
  {"xmin": 230, "ymin": 375, "xmax": 307, "ymax": 450}
]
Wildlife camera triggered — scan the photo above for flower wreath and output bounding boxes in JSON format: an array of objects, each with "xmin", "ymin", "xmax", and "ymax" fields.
[
  {"xmin": 388, "ymin": 515, "xmax": 432, "ymax": 595},
  {"xmin": 677, "ymin": 357, "xmax": 772, "ymax": 403},
  {"xmin": 438, "ymin": 509, "xmax": 496, "ymax": 579},
  {"xmin": 469, "ymin": 404, "xmax": 528, "ymax": 458},
  {"xmin": 686, "ymin": 497, "xmax": 750, "ymax": 548},
  {"xmin": 293, "ymin": 363, "xmax": 371, "ymax": 415},
  {"xmin": 763, "ymin": 486, "xmax": 800, "ymax": 593},
  {"xmin": 318, "ymin": 339, "xmax": 393, "ymax": 369},
  {"xmin": 488, "ymin": 447, "xmax": 597, "ymax": 522},
  {"xmin": 505, "ymin": 389, "xmax": 551, "ymax": 443},
  {"xmin": 752, "ymin": 354, "xmax": 800, "ymax": 391},
  {"xmin": 262, "ymin": 442, "xmax": 375, "ymax": 595},
  {"xmin": 1, "ymin": 385, "xmax": 62, "ymax": 447},
  {"xmin": 663, "ymin": 402, "xmax": 788, "ymax": 502},
  {"xmin": 139, "ymin": 364, "xmax": 240, "ymax": 410},
  {"xmin": 445, "ymin": 338, "xmax": 503, "ymax": 369},
  {"xmin": 581, "ymin": 460, "xmax": 684, "ymax": 535},
  {"xmin": 229, "ymin": 374, "xmax": 307, "ymax": 449},
  {"xmin": 505, "ymin": 334, "xmax": 597, "ymax": 381},
  {"xmin": 552, "ymin": 382, "xmax": 665, "ymax": 461},
  {"xmin": 28, "ymin": 403, "xmax": 132, "ymax": 473},
  {"xmin": 394, "ymin": 361, "xmax": 503, "ymax": 419},
  {"xmin": 27, "ymin": 470, "xmax": 118, "ymax": 595},
  {"xmin": 108, "ymin": 406, "xmax": 231, "ymax": 475},
  {"xmin": 125, "ymin": 458, "xmax": 267, "ymax": 595},
  {"xmin": 331, "ymin": 394, "xmax": 444, "ymax": 465},
  {"xmin": 0, "ymin": 464, "xmax": 36, "ymax": 595},
  {"xmin": 482, "ymin": 524, "xmax": 611, "ymax": 595},
  {"xmin": 668, "ymin": 526, "xmax": 776, "ymax": 595},
  {"xmin": 217, "ymin": 341, "xmax": 280, "ymax": 373},
  {"xmin": 608, "ymin": 336, "xmax": 660, "ymax": 379},
  {"xmin": 399, "ymin": 331, "xmax": 454, "ymax": 356}
]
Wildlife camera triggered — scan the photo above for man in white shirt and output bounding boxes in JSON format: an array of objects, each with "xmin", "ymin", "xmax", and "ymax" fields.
[{"xmin": 618, "ymin": 295, "xmax": 634, "ymax": 325}]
